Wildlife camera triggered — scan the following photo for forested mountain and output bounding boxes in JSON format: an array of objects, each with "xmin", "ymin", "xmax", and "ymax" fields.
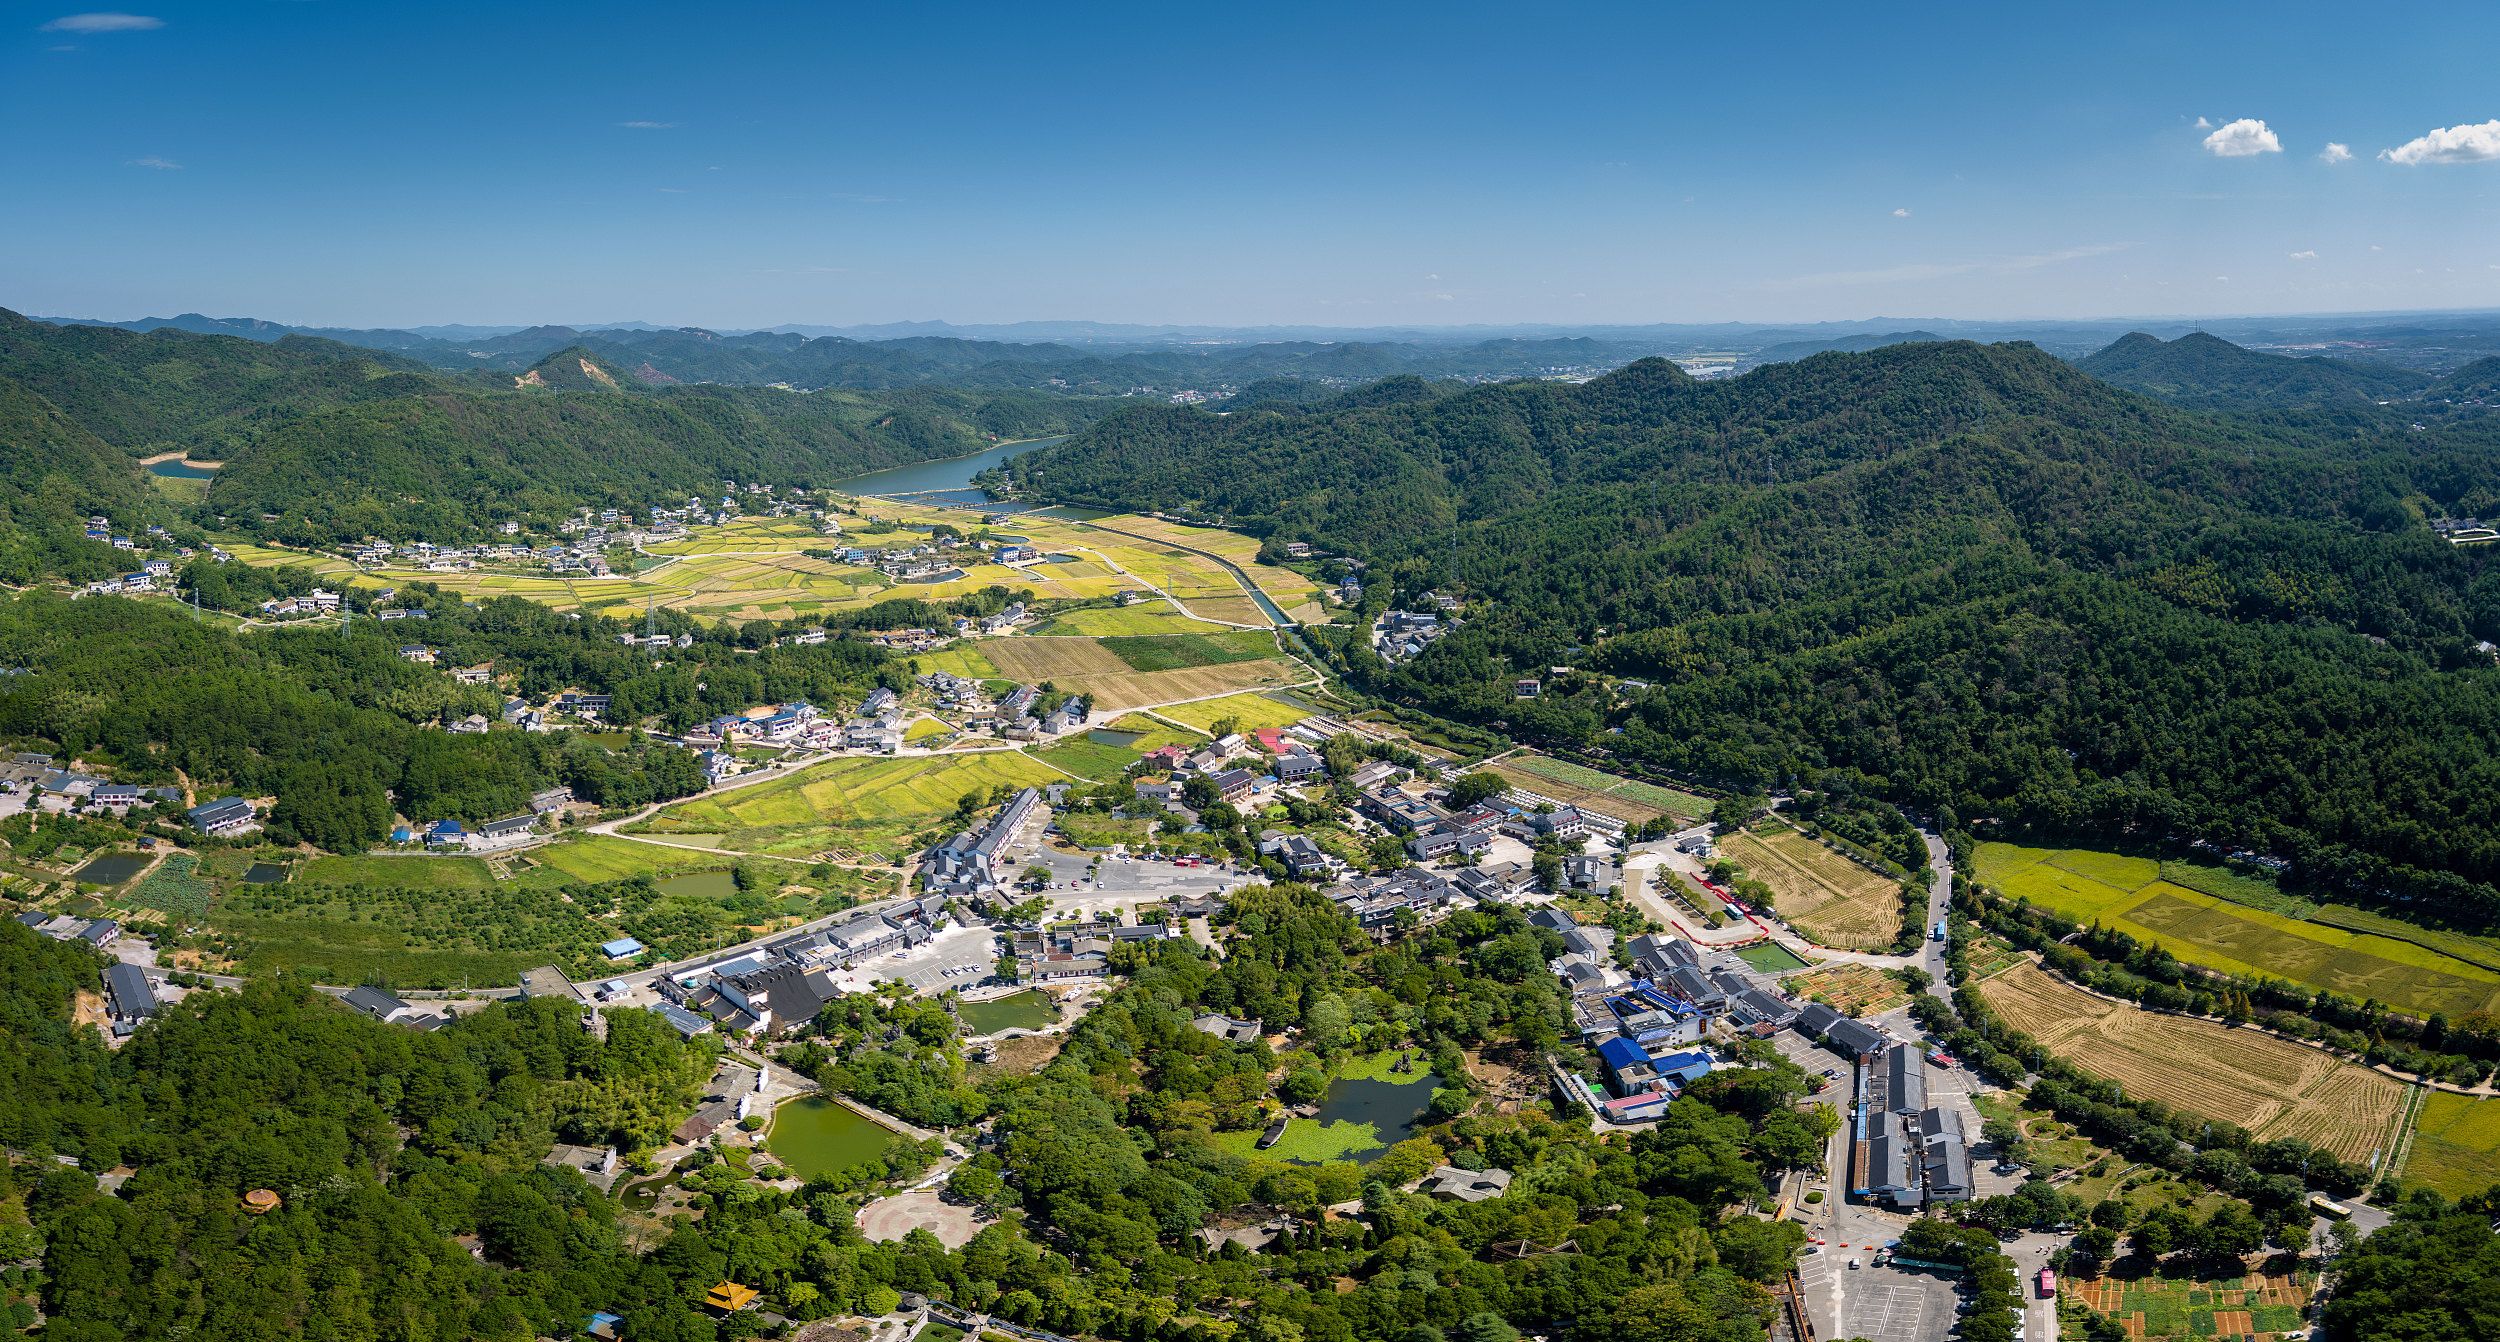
[
  {"xmin": 1005, "ymin": 341, "xmax": 2500, "ymax": 919},
  {"xmin": 2074, "ymin": 331, "xmax": 2430, "ymax": 410},
  {"xmin": 2432, "ymin": 356, "xmax": 2500, "ymax": 403},
  {"xmin": 0, "ymin": 308, "xmax": 1104, "ymax": 545},
  {"xmin": 0, "ymin": 374, "xmax": 149, "ymax": 577}
]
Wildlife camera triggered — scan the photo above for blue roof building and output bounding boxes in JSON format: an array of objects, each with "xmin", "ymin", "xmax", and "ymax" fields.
[
  {"xmin": 1596, "ymin": 1035, "xmax": 1660, "ymax": 1097},
  {"xmin": 1652, "ymin": 1048, "xmax": 1715, "ymax": 1085},
  {"xmin": 426, "ymin": 818, "xmax": 465, "ymax": 846},
  {"xmin": 600, "ymin": 937, "xmax": 646, "ymax": 960}
]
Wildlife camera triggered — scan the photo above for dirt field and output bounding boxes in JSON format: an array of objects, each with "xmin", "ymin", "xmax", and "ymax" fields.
[
  {"xmin": 1979, "ymin": 961, "xmax": 2410, "ymax": 1165},
  {"xmin": 979, "ymin": 637, "xmax": 1135, "ymax": 682},
  {"xmin": 856, "ymin": 1188, "xmax": 985, "ymax": 1249},
  {"xmin": 1717, "ymin": 824, "xmax": 1904, "ymax": 951}
]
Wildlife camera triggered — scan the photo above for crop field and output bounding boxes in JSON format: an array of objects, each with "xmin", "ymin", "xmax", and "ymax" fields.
[
  {"xmin": 297, "ymin": 853, "xmax": 500, "ymax": 892},
  {"xmin": 640, "ymin": 750, "xmax": 1061, "ymax": 860},
  {"xmin": 1032, "ymin": 605, "xmax": 1234, "ymax": 637},
  {"xmin": 515, "ymin": 835, "xmax": 725, "ymax": 886},
  {"xmin": 1490, "ymin": 753, "xmax": 1710, "ymax": 822},
  {"xmin": 1100, "ymin": 631, "xmax": 1279, "ymax": 672},
  {"xmin": 980, "ymin": 637, "xmax": 1135, "ymax": 682},
  {"xmin": 1975, "ymin": 843, "xmax": 2500, "ymax": 1018},
  {"xmin": 1030, "ymin": 735, "xmax": 1147, "ymax": 781},
  {"xmin": 2399, "ymin": 1092, "xmax": 2500, "ymax": 1197},
  {"xmin": 1786, "ymin": 962, "xmax": 1909, "ymax": 1015},
  {"xmin": 1055, "ymin": 658, "xmax": 1311, "ymax": 713},
  {"xmin": 908, "ymin": 644, "xmax": 999, "ymax": 680},
  {"xmin": 1154, "ymin": 691, "xmax": 1313, "ymax": 734},
  {"xmin": 1090, "ymin": 514, "xmax": 1327, "ymax": 609},
  {"xmin": 1978, "ymin": 961, "xmax": 2410, "ymax": 1165},
  {"xmin": 2062, "ymin": 1266, "xmax": 2313, "ymax": 1341},
  {"xmin": 1716, "ymin": 823, "xmax": 1904, "ymax": 951}
]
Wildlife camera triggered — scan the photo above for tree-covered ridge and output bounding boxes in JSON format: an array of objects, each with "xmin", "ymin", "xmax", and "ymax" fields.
[
  {"xmin": 0, "ymin": 306, "xmax": 1106, "ymax": 548},
  {"xmin": 1006, "ymin": 341, "xmax": 2500, "ymax": 919},
  {"xmin": 2073, "ymin": 331, "xmax": 2430, "ymax": 411}
]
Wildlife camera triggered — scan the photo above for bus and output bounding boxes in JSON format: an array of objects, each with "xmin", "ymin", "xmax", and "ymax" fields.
[
  {"xmin": 2036, "ymin": 1268, "xmax": 2056, "ymax": 1299},
  {"xmin": 1931, "ymin": 920, "xmax": 1948, "ymax": 941},
  {"xmin": 2309, "ymin": 1194, "xmax": 2353, "ymax": 1221}
]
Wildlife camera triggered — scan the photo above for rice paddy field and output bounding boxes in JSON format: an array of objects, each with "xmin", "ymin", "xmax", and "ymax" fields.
[
  {"xmin": 1716, "ymin": 822, "xmax": 1906, "ymax": 951},
  {"xmin": 2398, "ymin": 1091, "xmax": 2500, "ymax": 1198},
  {"xmin": 1483, "ymin": 753, "xmax": 1709, "ymax": 825},
  {"xmin": 1977, "ymin": 961, "xmax": 2412, "ymax": 1166},
  {"xmin": 636, "ymin": 750, "xmax": 1063, "ymax": 860},
  {"xmin": 1973, "ymin": 843, "xmax": 2500, "ymax": 1019},
  {"xmin": 1154, "ymin": 691, "xmax": 1314, "ymax": 734}
]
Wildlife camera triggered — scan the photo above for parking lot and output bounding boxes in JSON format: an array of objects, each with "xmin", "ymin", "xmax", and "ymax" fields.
[
  {"xmin": 1023, "ymin": 847, "xmax": 1245, "ymax": 920},
  {"xmin": 827, "ymin": 922, "xmax": 1000, "ymax": 995},
  {"xmin": 1798, "ymin": 1249, "xmax": 1963, "ymax": 1342}
]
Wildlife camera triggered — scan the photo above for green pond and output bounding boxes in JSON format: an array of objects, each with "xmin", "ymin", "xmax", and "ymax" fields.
[
  {"xmin": 242, "ymin": 862, "xmax": 289, "ymax": 884},
  {"xmin": 146, "ymin": 459, "xmax": 219, "ymax": 479},
  {"xmin": 72, "ymin": 853, "xmax": 151, "ymax": 886},
  {"xmin": 1736, "ymin": 941, "xmax": 1811, "ymax": 973},
  {"xmin": 767, "ymin": 1097, "xmax": 898, "ymax": 1179},
  {"xmin": 958, "ymin": 990, "xmax": 1055, "ymax": 1035},
  {"xmin": 1085, "ymin": 727, "xmax": 1147, "ymax": 747},
  {"xmin": 657, "ymin": 870, "xmax": 740, "ymax": 899}
]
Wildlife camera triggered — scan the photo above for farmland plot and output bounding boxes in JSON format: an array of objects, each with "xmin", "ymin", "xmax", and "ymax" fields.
[
  {"xmin": 1716, "ymin": 823, "xmax": 1905, "ymax": 951},
  {"xmin": 1978, "ymin": 961, "xmax": 2410, "ymax": 1166}
]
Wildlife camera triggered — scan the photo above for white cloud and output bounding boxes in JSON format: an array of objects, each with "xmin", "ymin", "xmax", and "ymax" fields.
[
  {"xmin": 2203, "ymin": 118, "xmax": 2282, "ymax": 157},
  {"xmin": 2319, "ymin": 142, "xmax": 2352, "ymax": 164},
  {"xmin": 39, "ymin": 12, "xmax": 159, "ymax": 31},
  {"xmin": 617, "ymin": 120, "xmax": 676, "ymax": 130},
  {"xmin": 1891, "ymin": 207, "xmax": 1911, "ymax": 218},
  {"xmin": 2370, "ymin": 243, "xmax": 2383, "ymax": 252},
  {"xmin": 2380, "ymin": 120, "xmax": 2500, "ymax": 165},
  {"xmin": 2194, "ymin": 116, "xmax": 2213, "ymax": 129},
  {"xmin": 2214, "ymin": 275, "xmax": 2231, "ymax": 283},
  {"xmin": 2288, "ymin": 250, "xmax": 2318, "ymax": 260},
  {"xmin": 128, "ymin": 156, "xmax": 180, "ymax": 170}
]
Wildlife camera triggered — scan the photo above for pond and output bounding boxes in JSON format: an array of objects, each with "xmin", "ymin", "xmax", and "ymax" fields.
[
  {"xmin": 146, "ymin": 459, "xmax": 220, "ymax": 479},
  {"xmin": 767, "ymin": 1097, "xmax": 899, "ymax": 1179},
  {"xmin": 1735, "ymin": 941, "xmax": 1811, "ymax": 973},
  {"xmin": 657, "ymin": 870, "xmax": 740, "ymax": 899},
  {"xmin": 958, "ymin": 990, "xmax": 1056, "ymax": 1036},
  {"xmin": 242, "ymin": 862, "xmax": 290, "ymax": 884},
  {"xmin": 71, "ymin": 853, "xmax": 151, "ymax": 886},
  {"xmin": 1085, "ymin": 727, "xmax": 1147, "ymax": 748},
  {"xmin": 1251, "ymin": 1070, "xmax": 1441, "ymax": 1164},
  {"xmin": 823, "ymin": 436, "xmax": 1065, "ymax": 502}
]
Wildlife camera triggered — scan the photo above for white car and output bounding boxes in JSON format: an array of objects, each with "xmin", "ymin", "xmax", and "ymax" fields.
[{"xmin": 1847, "ymin": 1258, "xmax": 1861, "ymax": 1270}]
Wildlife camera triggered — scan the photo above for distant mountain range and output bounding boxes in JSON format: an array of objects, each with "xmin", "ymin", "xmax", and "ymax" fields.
[{"xmin": 2073, "ymin": 331, "xmax": 2432, "ymax": 411}]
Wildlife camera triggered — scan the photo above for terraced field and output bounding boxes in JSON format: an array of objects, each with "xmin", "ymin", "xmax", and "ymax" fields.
[
  {"xmin": 1975, "ymin": 843, "xmax": 2500, "ymax": 1018},
  {"xmin": 1978, "ymin": 961, "xmax": 2411, "ymax": 1165},
  {"xmin": 1717, "ymin": 823, "xmax": 1905, "ymax": 951},
  {"xmin": 636, "ymin": 750, "xmax": 1062, "ymax": 860}
]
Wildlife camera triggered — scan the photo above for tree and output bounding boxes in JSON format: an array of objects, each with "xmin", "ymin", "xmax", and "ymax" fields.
[{"xmin": 1447, "ymin": 771, "xmax": 1507, "ymax": 810}]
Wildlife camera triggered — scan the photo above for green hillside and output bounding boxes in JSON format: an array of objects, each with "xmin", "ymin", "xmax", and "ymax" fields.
[
  {"xmin": 2074, "ymin": 331, "xmax": 2429, "ymax": 409},
  {"xmin": 0, "ymin": 307, "xmax": 1107, "ymax": 545},
  {"xmin": 1006, "ymin": 340, "xmax": 2500, "ymax": 920}
]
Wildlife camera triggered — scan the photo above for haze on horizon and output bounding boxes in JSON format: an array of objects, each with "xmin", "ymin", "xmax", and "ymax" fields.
[{"xmin": 7, "ymin": 0, "xmax": 2500, "ymax": 331}]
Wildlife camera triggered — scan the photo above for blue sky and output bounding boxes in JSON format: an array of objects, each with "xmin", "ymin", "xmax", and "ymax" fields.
[{"xmin": 6, "ymin": 1, "xmax": 2500, "ymax": 328}]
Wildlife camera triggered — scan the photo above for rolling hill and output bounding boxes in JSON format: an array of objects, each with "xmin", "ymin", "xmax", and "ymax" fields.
[
  {"xmin": 1005, "ymin": 341, "xmax": 2500, "ymax": 918},
  {"xmin": 2074, "ymin": 331, "xmax": 2430, "ymax": 410},
  {"xmin": 0, "ymin": 308, "xmax": 1105, "ymax": 544}
]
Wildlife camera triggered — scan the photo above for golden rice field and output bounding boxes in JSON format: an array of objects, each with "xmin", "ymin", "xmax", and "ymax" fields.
[
  {"xmin": 1974, "ymin": 843, "xmax": 2500, "ymax": 1019},
  {"xmin": 1978, "ymin": 961, "xmax": 2411, "ymax": 1166},
  {"xmin": 636, "ymin": 750, "xmax": 1062, "ymax": 861},
  {"xmin": 1154, "ymin": 690, "xmax": 1315, "ymax": 734},
  {"xmin": 2399, "ymin": 1091, "xmax": 2500, "ymax": 1198},
  {"xmin": 1716, "ymin": 823, "xmax": 1905, "ymax": 951}
]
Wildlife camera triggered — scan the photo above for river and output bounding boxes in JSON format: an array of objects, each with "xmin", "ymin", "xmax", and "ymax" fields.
[{"xmin": 825, "ymin": 436, "xmax": 1065, "ymax": 505}]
